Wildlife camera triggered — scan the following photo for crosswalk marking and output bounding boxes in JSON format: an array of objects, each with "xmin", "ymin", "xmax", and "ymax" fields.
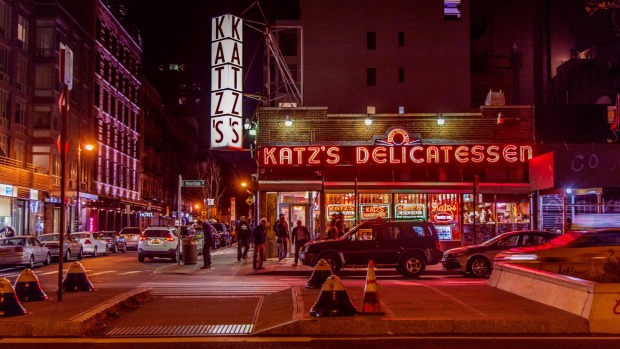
[{"xmin": 141, "ymin": 281, "xmax": 291, "ymax": 296}]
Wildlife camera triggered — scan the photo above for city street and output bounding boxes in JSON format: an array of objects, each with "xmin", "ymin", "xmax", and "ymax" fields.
[{"xmin": 2, "ymin": 243, "xmax": 618, "ymax": 349}]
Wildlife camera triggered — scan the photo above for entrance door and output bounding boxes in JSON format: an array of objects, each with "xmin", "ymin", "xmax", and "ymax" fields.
[{"xmin": 278, "ymin": 204, "xmax": 309, "ymax": 232}]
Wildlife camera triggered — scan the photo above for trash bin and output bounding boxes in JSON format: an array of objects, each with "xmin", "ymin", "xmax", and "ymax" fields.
[{"xmin": 182, "ymin": 238, "xmax": 198, "ymax": 265}]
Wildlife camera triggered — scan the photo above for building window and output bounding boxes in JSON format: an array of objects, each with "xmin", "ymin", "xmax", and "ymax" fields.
[
  {"xmin": 14, "ymin": 140, "xmax": 25, "ymax": 164},
  {"xmin": 399, "ymin": 68, "xmax": 405, "ymax": 83},
  {"xmin": 34, "ymin": 106, "xmax": 51, "ymax": 129},
  {"xmin": 94, "ymin": 83, "xmax": 100, "ymax": 108},
  {"xmin": 17, "ymin": 14, "xmax": 28, "ymax": 51},
  {"xmin": 36, "ymin": 26, "xmax": 54, "ymax": 57},
  {"xmin": 16, "ymin": 55, "xmax": 27, "ymax": 92},
  {"xmin": 35, "ymin": 65, "xmax": 53, "ymax": 91},
  {"xmin": 398, "ymin": 32, "xmax": 404, "ymax": 46},
  {"xmin": 367, "ymin": 32, "xmax": 376, "ymax": 50},
  {"xmin": 103, "ymin": 90, "xmax": 109, "ymax": 114},
  {"xmin": 367, "ymin": 68, "xmax": 376, "ymax": 86},
  {"xmin": 0, "ymin": 0, "xmax": 8, "ymax": 37},
  {"xmin": 0, "ymin": 45, "xmax": 8, "ymax": 83},
  {"xmin": 14, "ymin": 98, "xmax": 26, "ymax": 126},
  {"xmin": 444, "ymin": 0, "xmax": 462, "ymax": 20},
  {"xmin": 0, "ymin": 89, "xmax": 8, "ymax": 128},
  {"xmin": 0, "ymin": 133, "xmax": 7, "ymax": 157}
]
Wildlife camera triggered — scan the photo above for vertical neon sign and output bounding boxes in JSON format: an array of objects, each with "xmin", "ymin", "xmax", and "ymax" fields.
[{"xmin": 211, "ymin": 15, "xmax": 243, "ymax": 150}]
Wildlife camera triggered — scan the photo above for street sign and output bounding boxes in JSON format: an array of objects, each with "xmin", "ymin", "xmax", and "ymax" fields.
[
  {"xmin": 182, "ymin": 180, "xmax": 205, "ymax": 187},
  {"xmin": 245, "ymin": 196, "xmax": 253, "ymax": 205}
]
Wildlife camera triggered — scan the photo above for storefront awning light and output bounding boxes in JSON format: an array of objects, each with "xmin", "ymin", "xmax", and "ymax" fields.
[
  {"xmin": 437, "ymin": 113, "xmax": 445, "ymax": 125},
  {"xmin": 284, "ymin": 115, "xmax": 293, "ymax": 127},
  {"xmin": 365, "ymin": 115, "xmax": 372, "ymax": 126}
]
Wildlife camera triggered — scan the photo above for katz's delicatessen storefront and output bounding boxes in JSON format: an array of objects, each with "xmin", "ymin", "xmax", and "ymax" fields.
[{"xmin": 256, "ymin": 126, "xmax": 533, "ymax": 250}]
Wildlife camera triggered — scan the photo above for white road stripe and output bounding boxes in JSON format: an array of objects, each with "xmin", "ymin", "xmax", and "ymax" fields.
[
  {"xmin": 89, "ymin": 270, "xmax": 116, "ymax": 276},
  {"xmin": 118, "ymin": 270, "xmax": 143, "ymax": 275}
]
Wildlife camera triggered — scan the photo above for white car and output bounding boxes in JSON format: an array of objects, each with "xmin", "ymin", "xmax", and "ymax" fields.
[
  {"xmin": 119, "ymin": 227, "xmax": 143, "ymax": 250},
  {"xmin": 138, "ymin": 227, "xmax": 180, "ymax": 262},
  {"xmin": 71, "ymin": 232, "xmax": 108, "ymax": 257}
]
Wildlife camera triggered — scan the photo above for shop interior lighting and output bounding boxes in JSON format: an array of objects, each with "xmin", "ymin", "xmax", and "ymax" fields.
[
  {"xmin": 284, "ymin": 115, "xmax": 293, "ymax": 127},
  {"xmin": 437, "ymin": 113, "xmax": 445, "ymax": 125},
  {"xmin": 365, "ymin": 115, "xmax": 373, "ymax": 126}
]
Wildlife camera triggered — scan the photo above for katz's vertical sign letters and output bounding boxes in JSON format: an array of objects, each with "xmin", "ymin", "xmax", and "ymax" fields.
[{"xmin": 211, "ymin": 14, "xmax": 243, "ymax": 150}]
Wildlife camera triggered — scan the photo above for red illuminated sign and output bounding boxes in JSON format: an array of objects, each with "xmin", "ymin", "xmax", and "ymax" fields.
[{"xmin": 259, "ymin": 144, "xmax": 533, "ymax": 166}]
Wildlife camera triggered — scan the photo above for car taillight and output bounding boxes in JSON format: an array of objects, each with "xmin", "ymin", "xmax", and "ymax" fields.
[
  {"xmin": 140, "ymin": 236, "xmax": 147, "ymax": 241},
  {"xmin": 84, "ymin": 239, "xmax": 92, "ymax": 244},
  {"xmin": 165, "ymin": 237, "xmax": 175, "ymax": 242}
]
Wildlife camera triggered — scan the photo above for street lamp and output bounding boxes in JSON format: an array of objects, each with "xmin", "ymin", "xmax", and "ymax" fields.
[{"xmin": 76, "ymin": 142, "xmax": 94, "ymax": 232}]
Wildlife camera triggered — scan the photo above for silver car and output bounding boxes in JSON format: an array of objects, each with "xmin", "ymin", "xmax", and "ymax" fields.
[
  {"xmin": 71, "ymin": 232, "xmax": 108, "ymax": 257},
  {"xmin": 39, "ymin": 233, "xmax": 83, "ymax": 262},
  {"xmin": 119, "ymin": 227, "xmax": 143, "ymax": 250},
  {"xmin": 0, "ymin": 236, "xmax": 51, "ymax": 268}
]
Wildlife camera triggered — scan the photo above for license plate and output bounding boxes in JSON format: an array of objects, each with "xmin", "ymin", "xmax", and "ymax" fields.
[{"xmin": 150, "ymin": 239, "xmax": 162, "ymax": 245}]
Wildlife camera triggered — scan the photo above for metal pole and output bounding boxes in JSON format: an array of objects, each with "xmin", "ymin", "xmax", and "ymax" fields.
[
  {"xmin": 177, "ymin": 175, "xmax": 182, "ymax": 265},
  {"xmin": 58, "ymin": 86, "xmax": 68, "ymax": 302}
]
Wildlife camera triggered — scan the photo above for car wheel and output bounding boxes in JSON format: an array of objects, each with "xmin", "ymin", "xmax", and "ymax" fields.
[
  {"xmin": 112, "ymin": 244, "xmax": 118, "ymax": 253},
  {"xmin": 399, "ymin": 253, "xmax": 426, "ymax": 278},
  {"xmin": 77, "ymin": 248, "xmax": 83, "ymax": 260},
  {"xmin": 63, "ymin": 249, "xmax": 71, "ymax": 262},
  {"xmin": 93, "ymin": 246, "xmax": 98, "ymax": 257},
  {"xmin": 44, "ymin": 253, "xmax": 51, "ymax": 266},
  {"xmin": 468, "ymin": 256, "xmax": 491, "ymax": 278},
  {"xmin": 138, "ymin": 254, "xmax": 145, "ymax": 262},
  {"xmin": 28, "ymin": 255, "xmax": 35, "ymax": 269},
  {"xmin": 319, "ymin": 253, "xmax": 342, "ymax": 273}
]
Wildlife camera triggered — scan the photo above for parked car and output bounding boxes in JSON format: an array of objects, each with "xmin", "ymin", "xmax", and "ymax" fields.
[
  {"xmin": 119, "ymin": 227, "xmax": 143, "ymax": 250},
  {"xmin": 299, "ymin": 219, "xmax": 443, "ymax": 277},
  {"xmin": 71, "ymin": 232, "xmax": 108, "ymax": 257},
  {"xmin": 495, "ymin": 229, "xmax": 620, "ymax": 266},
  {"xmin": 0, "ymin": 236, "xmax": 51, "ymax": 268},
  {"xmin": 38, "ymin": 233, "xmax": 83, "ymax": 262},
  {"xmin": 194, "ymin": 224, "xmax": 219, "ymax": 249},
  {"xmin": 180, "ymin": 226, "xmax": 203, "ymax": 254},
  {"xmin": 441, "ymin": 230, "xmax": 559, "ymax": 277},
  {"xmin": 138, "ymin": 226, "xmax": 180, "ymax": 262},
  {"xmin": 99, "ymin": 231, "xmax": 127, "ymax": 253},
  {"xmin": 211, "ymin": 222, "xmax": 232, "ymax": 247}
]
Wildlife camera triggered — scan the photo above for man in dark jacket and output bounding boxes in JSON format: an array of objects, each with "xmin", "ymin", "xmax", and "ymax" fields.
[
  {"xmin": 291, "ymin": 219, "xmax": 311, "ymax": 267},
  {"xmin": 202, "ymin": 220, "xmax": 215, "ymax": 269},
  {"xmin": 236, "ymin": 217, "xmax": 251, "ymax": 261},
  {"xmin": 251, "ymin": 218, "xmax": 267, "ymax": 270}
]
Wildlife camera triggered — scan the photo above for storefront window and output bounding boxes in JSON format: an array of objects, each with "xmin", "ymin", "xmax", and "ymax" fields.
[
  {"xmin": 326, "ymin": 193, "xmax": 356, "ymax": 221},
  {"xmin": 394, "ymin": 194, "xmax": 427, "ymax": 219},
  {"xmin": 428, "ymin": 194, "xmax": 460, "ymax": 241}
]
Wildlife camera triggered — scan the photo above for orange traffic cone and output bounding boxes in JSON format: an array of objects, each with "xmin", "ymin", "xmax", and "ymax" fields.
[
  {"xmin": 359, "ymin": 260, "xmax": 384, "ymax": 315},
  {"xmin": 62, "ymin": 262, "xmax": 94, "ymax": 292},
  {"xmin": 306, "ymin": 259, "xmax": 333, "ymax": 289},
  {"xmin": 14, "ymin": 269, "xmax": 48, "ymax": 302},
  {"xmin": 309, "ymin": 275, "xmax": 357, "ymax": 317},
  {"xmin": 0, "ymin": 277, "xmax": 27, "ymax": 317}
]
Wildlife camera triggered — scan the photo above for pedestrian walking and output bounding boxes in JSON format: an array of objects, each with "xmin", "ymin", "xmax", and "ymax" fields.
[
  {"xmin": 236, "ymin": 216, "xmax": 251, "ymax": 261},
  {"xmin": 326, "ymin": 213, "xmax": 338, "ymax": 239},
  {"xmin": 291, "ymin": 219, "xmax": 311, "ymax": 267},
  {"xmin": 274, "ymin": 214, "xmax": 290, "ymax": 262},
  {"xmin": 252, "ymin": 218, "xmax": 268, "ymax": 270},
  {"xmin": 201, "ymin": 220, "xmax": 215, "ymax": 269}
]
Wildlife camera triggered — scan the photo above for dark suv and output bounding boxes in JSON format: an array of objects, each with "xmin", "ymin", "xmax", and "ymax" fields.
[{"xmin": 299, "ymin": 219, "xmax": 443, "ymax": 277}]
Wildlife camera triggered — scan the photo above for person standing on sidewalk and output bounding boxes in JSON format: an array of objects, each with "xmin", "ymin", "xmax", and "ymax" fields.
[
  {"xmin": 291, "ymin": 219, "xmax": 310, "ymax": 267},
  {"xmin": 252, "ymin": 218, "xmax": 267, "ymax": 270},
  {"xmin": 202, "ymin": 220, "xmax": 215, "ymax": 269},
  {"xmin": 275, "ymin": 214, "xmax": 290, "ymax": 262},
  {"xmin": 236, "ymin": 216, "xmax": 251, "ymax": 261}
]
